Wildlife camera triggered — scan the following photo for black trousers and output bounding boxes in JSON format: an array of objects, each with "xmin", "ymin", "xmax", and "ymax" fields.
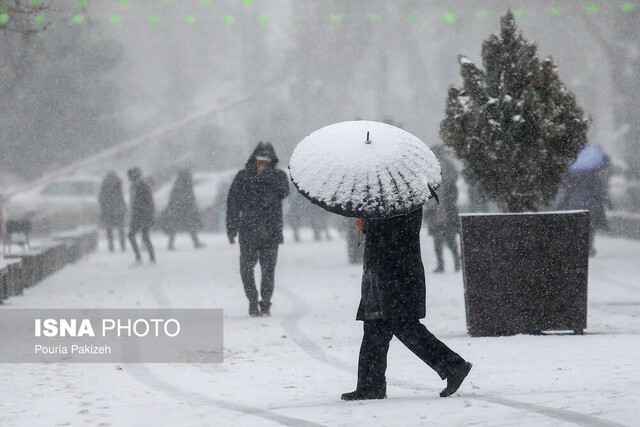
[
  {"xmin": 129, "ymin": 226, "xmax": 155, "ymax": 262},
  {"xmin": 434, "ymin": 234, "xmax": 460, "ymax": 270},
  {"xmin": 239, "ymin": 240, "xmax": 279, "ymax": 305},
  {"xmin": 356, "ymin": 319, "xmax": 465, "ymax": 391},
  {"xmin": 106, "ymin": 226, "xmax": 126, "ymax": 252}
]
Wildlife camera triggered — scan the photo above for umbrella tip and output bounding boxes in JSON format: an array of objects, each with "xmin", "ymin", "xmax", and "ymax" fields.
[{"xmin": 365, "ymin": 131, "xmax": 371, "ymax": 144}]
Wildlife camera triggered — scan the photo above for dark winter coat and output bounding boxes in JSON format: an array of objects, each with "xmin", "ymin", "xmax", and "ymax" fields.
[
  {"xmin": 160, "ymin": 171, "xmax": 202, "ymax": 233},
  {"xmin": 356, "ymin": 208, "xmax": 426, "ymax": 321},
  {"xmin": 424, "ymin": 157, "xmax": 459, "ymax": 239},
  {"xmin": 226, "ymin": 143, "xmax": 290, "ymax": 244},
  {"xmin": 130, "ymin": 179, "xmax": 155, "ymax": 231},
  {"xmin": 558, "ymin": 169, "xmax": 609, "ymax": 230},
  {"xmin": 99, "ymin": 174, "xmax": 126, "ymax": 228}
]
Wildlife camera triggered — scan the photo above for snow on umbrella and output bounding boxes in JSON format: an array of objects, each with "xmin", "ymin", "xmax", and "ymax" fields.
[{"xmin": 289, "ymin": 120, "xmax": 441, "ymax": 219}]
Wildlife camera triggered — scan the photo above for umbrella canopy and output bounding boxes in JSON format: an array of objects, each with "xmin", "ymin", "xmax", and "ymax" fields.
[
  {"xmin": 569, "ymin": 145, "xmax": 607, "ymax": 173},
  {"xmin": 289, "ymin": 120, "xmax": 441, "ymax": 219}
]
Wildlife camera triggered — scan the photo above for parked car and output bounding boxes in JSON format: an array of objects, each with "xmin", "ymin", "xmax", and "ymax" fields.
[{"xmin": 5, "ymin": 175, "xmax": 102, "ymax": 233}]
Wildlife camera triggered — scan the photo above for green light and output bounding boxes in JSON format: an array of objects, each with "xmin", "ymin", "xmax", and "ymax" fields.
[
  {"xmin": 202, "ymin": 0, "xmax": 213, "ymax": 4},
  {"xmin": 513, "ymin": 9, "xmax": 523, "ymax": 20},
  {"xmin": 258, "ymin": 15, "xmax": 269, "ymax": 23},
  {"xmin": 443, "ymin": 12, "xmax": 455, "ymax": 25},
  {"xmin": 330, "ymin": 14, "xmax": 342, "ymax": 22},
  {"xmin": 0, "ymin": 13, "xmax": 9, "ymax": 25},
  {"xmin": 476, "ymin": 11, "xmax": 488, "ymax": 19},
  {"xmin": 586, "ymin": 4, "xmax": 598, "ymax": 14},
  {"xmin": 77, "ymin": 0, "xmax": 88, "ymax": 7},
  {"xmin": 187, "ymin": 16, "xmax": 196, "ymax": 24},
  {"xmin": 110, "ymin": 15, "xmax": 122, "ymax": 24},
  {"xmin": 242, "ymin": 0, "xmax": 253, "ymax": 5},
  {"xmin": 161, "ymin": 0, "xmax": 172, "ymax": 3},
  {"xmin": 408, "ymin": 13, "xmax": 419, "ymax": 21},
  {"xmin": 121, "ymin": 0, "xmax": 131, "ymax": 5},
  {"xmin": 368, "ymin": 13, "xmax": 381, "ymax": 21},
  {"xmin": 35, "ymin": 14, "xmax": 46, "ymax": 23},
  {"xmin": 224, "ymin": 15, "xmax": 235, "ymax": 26},
  {"xmin": 550, "ymin": 6, "xmax": 561, "ymax": 15},
  {"xmin": 621, "ymin": 2, "xmax": 635, "ymax": 12},
  {"xmin": 72, "ymin": 14, "xmax": 85, "ymax": 23},
  {"xmin": 149, "ymin": 15, "xmax": 160, "ymax": 25},
  {"xmin": 29, "ymin": 0, "xmax": 43, "ymax": 5}
]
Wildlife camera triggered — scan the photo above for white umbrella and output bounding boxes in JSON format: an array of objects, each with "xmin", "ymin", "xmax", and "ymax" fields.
[{"xmin": 289, "ymin": 120, "xmax": 441, "ymax": 219}]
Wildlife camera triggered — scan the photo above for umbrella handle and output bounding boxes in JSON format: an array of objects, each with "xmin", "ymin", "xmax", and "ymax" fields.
[{"xmin": 428, "ymin": 184, "xmax": 440, "ymax": 204}]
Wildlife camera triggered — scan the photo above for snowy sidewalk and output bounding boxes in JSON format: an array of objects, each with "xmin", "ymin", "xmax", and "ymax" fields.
[{"xmin": 0, "ymin": 230, "xmax": 639, "ymax": 426}]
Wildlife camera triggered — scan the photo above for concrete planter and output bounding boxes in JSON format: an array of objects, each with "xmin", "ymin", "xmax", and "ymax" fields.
[{"xmin": 459, "ymin": 210, "xmax": 590, "ymax": 336}]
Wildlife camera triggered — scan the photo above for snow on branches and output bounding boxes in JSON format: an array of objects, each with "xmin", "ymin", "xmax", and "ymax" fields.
[{"xmin": 440, "ymin": 10, "xmax": 590, "ymax": 213}]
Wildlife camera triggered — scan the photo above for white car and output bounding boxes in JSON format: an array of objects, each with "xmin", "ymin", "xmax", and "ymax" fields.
[{"xmin": 5, "ymin": 175, "xmax": 102, "ymax": 233}]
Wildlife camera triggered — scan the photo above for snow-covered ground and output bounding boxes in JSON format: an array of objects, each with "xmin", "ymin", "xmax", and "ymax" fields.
[{"xmin": 1, "ymin": 229, "xmax": 639, "ymax": 426}]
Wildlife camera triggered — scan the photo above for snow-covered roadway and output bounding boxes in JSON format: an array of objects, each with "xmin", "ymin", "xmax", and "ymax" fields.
[{"xmin": 1, "ymin": 230, "xmax": 638, "ymax": 426}]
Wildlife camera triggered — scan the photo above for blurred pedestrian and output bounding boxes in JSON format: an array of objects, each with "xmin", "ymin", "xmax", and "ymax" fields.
[
  {"xmin": 341, "ymin": 210, "xmax": 472, "ymax": 401},
  {"xmin": 424, "ymin": 146, "xmax": 461, "ymax": 273},
  {"xmin": 468, "ymin": 183, "xmax": 488, "ymax": 213},
  {"xmin": 342, "ymin": 218, "xmax": 364, "ymax": 264},
  {"xmin": 286, "ymin": 191, "xmax": 307, "ymax": 242},
  {"xmin": 226, "ymin": 142, "xmax": 290, "ymax": 316},
  {"xmin": 309, "ymin": 203, "xmax": 332, "ymax": 241},
  {"xmin": 127, "ymin": 167, "xmax": 156, "ymax": 265},
  {"xmin": 558, "ymin": 145, "xmax": 611, "ymax": 256},
  {"xmin": 99, "ymin": 172, "xmax": 126, "ymax": 252},
  {"xmin": 287, "ymin": 191, "xmax": 332, "ymax": 242},
  {"xmin": 160, "ymin": 169, "xmax": 204, "ymax": 250}
]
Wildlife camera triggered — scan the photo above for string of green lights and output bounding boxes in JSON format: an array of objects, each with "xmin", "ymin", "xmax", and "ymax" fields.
[{"xmin": 0, "ymin": 2, "xmax": 636, "ymax": 27}]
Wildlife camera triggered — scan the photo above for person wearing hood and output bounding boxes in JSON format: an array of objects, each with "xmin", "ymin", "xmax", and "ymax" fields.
[
  {"xmin": 160, "ymin": 168, "xmax": 204, "ymax": 250},
  {"xmin": 99, "ymin": 172, "xmax": 126, "ymax": 252},
  {"xmin": 226, "ymin": 142, "xmax": 290, "ymax": 316},
  {"xmin": 127, "ymin": 167, "xmax": 156, "ymax": 265},
  {"xmin": 341, "ymin": 210, "xmax": 472, "ymax": 401}
]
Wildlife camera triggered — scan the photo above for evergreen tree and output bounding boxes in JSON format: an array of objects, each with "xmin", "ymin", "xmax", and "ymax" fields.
[{"xmin": 440, "ymin": 10, "xmax": 590, "ymax": 213}]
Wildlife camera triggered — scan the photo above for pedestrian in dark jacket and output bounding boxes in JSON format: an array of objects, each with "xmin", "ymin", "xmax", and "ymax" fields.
[
  {"xmin": 127, "ymin": 167, "xmax": 156, "ymax": 264},
  {"xmin": 226, "ymin": 142, "xmax": 290, "ymax": 316},
  {"xmin": 99, "ymin": 172, "xmax": 126, "ymax": 252},
  {"xmin": 558, "ymin": 145, "xmax": 610, "ymax": 256},
  {"xmin": 424, "ymin": 146, "xmax": 460, "ymax": 272},
  {"xmin": 341, "ymin": 209, "xmax": 472, "ymax": 401},
  {"xmin": 160, "ymin": 169, "xmax": 204, "ymax": 250}
]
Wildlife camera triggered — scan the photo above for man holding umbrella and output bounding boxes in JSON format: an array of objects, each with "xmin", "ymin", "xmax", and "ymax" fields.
[
  {"xmin": 227, "ymin": 142, "xmax": 290, "ymax": 317},
  {"xmin": 289, "ymin": 121, "xmax": 472, "ymax": 400}
]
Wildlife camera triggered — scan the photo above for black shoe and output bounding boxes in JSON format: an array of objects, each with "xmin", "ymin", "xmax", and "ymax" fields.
[
  {"xmin": 259, "ymin": 301, "xmax": 271, "ymax": 317},
  {"xmin": 433, "ymin": 266, "xmax": 444, "ymax": 273},
  {"xmin": 341, "ymin": 388, "xmax": 386, "ymax": 401},
  {"xmin": 249, "ymin": 302, "xmax": 260, "ymax": 317},
  {"xmin": 440, "ymin": 362, "xmax": 472, "ymax": 397}
]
